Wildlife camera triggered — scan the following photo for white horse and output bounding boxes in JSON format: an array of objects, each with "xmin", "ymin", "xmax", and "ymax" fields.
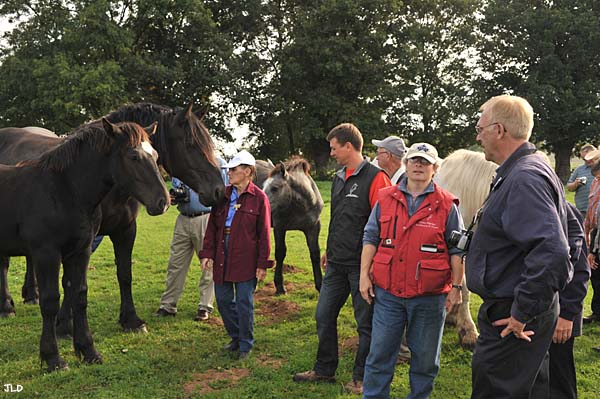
[{"xmin": 435, "ymin": 149, "xmax": 497, "ymax": 349}]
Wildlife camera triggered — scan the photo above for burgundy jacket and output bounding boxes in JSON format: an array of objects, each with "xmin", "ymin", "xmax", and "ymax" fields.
[{"xmin": 199, "ymin": 182, "xmax": 274, "ymax": 284}]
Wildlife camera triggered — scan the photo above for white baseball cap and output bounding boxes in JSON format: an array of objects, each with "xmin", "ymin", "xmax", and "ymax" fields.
[
  {"xmin": 405, "ymin": 142, "xmax": 440, "ymax": 165},
  {"xmin": 224, "ymin": 150, "xmax": 256, "ymax": 168}
]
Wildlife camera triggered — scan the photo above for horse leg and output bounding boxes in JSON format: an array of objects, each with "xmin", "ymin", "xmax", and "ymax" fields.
[
  {"xmin": 0, "ymin": 255, "xmax": 16, "ymax": 317},
  {"xmin": 273, "ymin": 227, "xmax": 287, "ymax": 295},
  {"xmin": 55, "ymin": 272, "xmax": 74, "ymax": 339},
  {"xmin": 456, "ymin": 277, "xmax": 478, "ymax": 350},
  {"xmin": 62, "ymin": 251, "xmax": 102, "ymax": 365},
  {"xmin": 32, "ymin": 249, "xmax": 68, "ymax": 371},
  {"xmin": 21, "ymin": 256, "xmax": 39, "ymax": 304},
  {"xmin": 111, "ymin": 223, "xmax": 146, "ymax": 332},
  {"xmin": 304, "ymin": 222, "xmax": 322, "ymax": 292}
]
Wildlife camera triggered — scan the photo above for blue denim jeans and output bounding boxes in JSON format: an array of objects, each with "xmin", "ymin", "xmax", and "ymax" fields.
[
  {"xmin": 214, "ymin": 278, "xmax": 257, "ymax": 353},
  {"xmin": 314, "ymin": 262, "xmax": 373, "ymax": 381},
  {"xmin": 363, "ymin": 287, "xmax": 446, "ymax": 399}
]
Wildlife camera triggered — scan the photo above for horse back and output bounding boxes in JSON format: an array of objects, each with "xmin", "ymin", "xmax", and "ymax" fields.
[{"xmin": 0, "ymin": 128, "xmax": 62, "ymax": 165}]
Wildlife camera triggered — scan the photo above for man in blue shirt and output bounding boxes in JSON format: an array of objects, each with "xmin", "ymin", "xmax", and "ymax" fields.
[
  {"xmin": 566, "ymin": 144, "xmax": 596, "ymax": 218},
  {"xmin": 155, "ymin": 159, "xmax": 228, "ymax": 320},
  {"xmin": 467, "ymin": 95, "xmax": 571, "ymax": 399}
]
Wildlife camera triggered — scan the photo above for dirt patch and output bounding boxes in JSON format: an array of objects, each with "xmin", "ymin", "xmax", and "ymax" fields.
[
  {"xmin": 255, "ymin": 353, "xmax": 285, "ymax": 368},
  {"xmin": 340, "ymin": 336, "xmax": 358, "ymax": 354},
  {"xmin": 255, "ymin": 281, "xmax": 313, "ymax": 297},
  {"xmin": 205, "ymin": 316, "xmax": 224, "ymax": 327},
  {"xmin": 183, "ymin": 367, "xmax": 250, "ymax": 397},
  {"xmin": 255, "ymin": 295, "xmax": 301, "ymax": 326},
  {"xmin": 283, "ymin": 263, "xmax": 302, "ymax": 273}
]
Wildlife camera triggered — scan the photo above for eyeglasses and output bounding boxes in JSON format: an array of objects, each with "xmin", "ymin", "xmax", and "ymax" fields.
[
  {"xmin": 475, "ymin": 122, "xmax": 500, "ymax": 135},
  {"xmin": 407, "ymin": 157, "xmax": 432, "ymax": 166}
]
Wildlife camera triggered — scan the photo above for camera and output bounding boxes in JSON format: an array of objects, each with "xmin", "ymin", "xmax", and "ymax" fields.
[
  {"xmin": 169, "ymin": 187, "xmax": 190, "ymax": 204},
  {"xmin": 448, "ymin": 229, "xmax": 473, "ymax": 251},
  {"xmin": 579, "ymin": 176, "xmax": 587, "ymax": 185}
]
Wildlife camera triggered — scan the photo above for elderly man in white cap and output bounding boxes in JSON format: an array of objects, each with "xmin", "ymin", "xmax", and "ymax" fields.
[{"xmin": 372, "ymin": 135, "xmax": 406, "ymax": 184}]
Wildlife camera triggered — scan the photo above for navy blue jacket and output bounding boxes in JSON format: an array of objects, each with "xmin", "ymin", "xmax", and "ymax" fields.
[
  {"xmin": 563, "ymin": 203, "xmax": 590, "ymax": 337},
  {"xmin": 466, "ymin": 142, "xmax": 572, "ymax": 323}
]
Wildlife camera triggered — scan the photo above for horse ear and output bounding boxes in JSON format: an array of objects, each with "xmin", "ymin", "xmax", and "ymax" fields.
[
  {"xmin": 194, "ymin": 104, "xmax": 210, "ymax": 121},
  {"xmin": 102, "ymin": 118, "xmax": 121, "ymax": 138},
  {"xmin": 175, "ymin": 101, "xmax": 194, "ymax": 126},
  {"xmin": 278, "ymin": 162, "xmax": 288, "ymax": 178},
  {"xmin": 144, "ymin": 122, "xmax": 158, "ymax": 136},
  {"xmin": 301, "ymin": 160, "xmax": 310, "ymax": 175}
]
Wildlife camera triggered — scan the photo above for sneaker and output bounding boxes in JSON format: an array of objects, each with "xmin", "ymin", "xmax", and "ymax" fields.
[
  {"xmin": 153, "ymin": 308, "xmax": 176, "ymax": 317},
  {"xmin": 343, "ymin": 380, "xmax": 363, "ymax": 395},
  {"xmin": 292, "ymin": 370, "xmax": 335, "ymax": 383},
  {"xmin": 194, "ymin": 309, "xmax": 209, "ymax": 321}
]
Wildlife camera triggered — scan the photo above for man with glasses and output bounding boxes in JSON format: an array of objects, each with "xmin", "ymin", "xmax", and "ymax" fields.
[
  {"xmin": 566, "ymin": 144, "xmax": 596, "ymax": 219},
  {"xmin": 372, "ymin": 136, "xmax": 406, "ymax": 185},
  {"xmin": 467, "ymin": 95, "xmax": 571, "ymax": 399},
  {"xmin": 360, "ymin": 142, "xmax": 465, "ymax": 399}
]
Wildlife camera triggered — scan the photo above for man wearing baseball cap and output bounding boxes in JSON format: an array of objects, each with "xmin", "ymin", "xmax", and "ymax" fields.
[{"xmin": 372, "ymin": 136, "xmax": 406, "ymax": 185}]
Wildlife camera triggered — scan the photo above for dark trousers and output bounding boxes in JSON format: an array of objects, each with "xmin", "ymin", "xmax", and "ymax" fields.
[
  {"xmin": 471, "ymin": 295, "xmax": 558, "ymax": 399},
  {"xmin": 549, "ymin": 338, "xmax": 577, "ymax": 399},
  {"xmin": 313, "ymin": 262, "xmax": 373, "ymax": 381},
  {"xmin": 591, "ymin": 255, "xmax": 600, "ymax": 315}
]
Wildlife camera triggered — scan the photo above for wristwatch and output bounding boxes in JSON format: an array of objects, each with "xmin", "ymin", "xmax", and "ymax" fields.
[{"xmin": 451, "ymin": 284, "xmax": 463, "ymax": 290}]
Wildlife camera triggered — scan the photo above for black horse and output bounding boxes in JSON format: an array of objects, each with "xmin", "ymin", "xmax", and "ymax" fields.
[
  {"xmin": 0, "ymin": 102, "xmax": 225, "ymax": 333},
  {"xmin": 0, "ymin": 119, "xmax": 169, "ymax": 371},
  {"xmin": 262, "ymin": 157, "xmax": 324, "ymax": 295}
]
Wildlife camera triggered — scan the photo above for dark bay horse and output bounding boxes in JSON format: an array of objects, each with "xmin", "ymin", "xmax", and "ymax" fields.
[
  {"xmin": 0, "ymin": 102, "xmax": 225, "ymax": 333},
  {"xmin": 0, "ymin": 120, "xmax": 169, "ymax": 371},
  {"xmin": 262, "ymin": 157, "xmax": 324, "ymax": 294}
]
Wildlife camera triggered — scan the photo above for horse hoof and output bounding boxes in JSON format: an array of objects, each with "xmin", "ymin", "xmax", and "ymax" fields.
[
  {"xmin": 123, "ymin": 323, "xmax": 148, "ymax": 334},
  {"xmin": 84, "ymin": 353, "xmax": 103, "ymax": 365},
  {"xmin": 459, "ymin": 329, "xmax": 478, "ymax": 351},
  {"xmin": 0, "ymin": 311, "xmax": 16, "ymax": 318},
  {"xmin": 46, "ymin": 358, "xmax": 69, "ymax": 372},
  {"xmin": 23, "ymin": 298, "xmax": 39, "ymax": 305},
  {"xmin": 275, "ymin": 289, "xmax": 287, "ymax": 296}
]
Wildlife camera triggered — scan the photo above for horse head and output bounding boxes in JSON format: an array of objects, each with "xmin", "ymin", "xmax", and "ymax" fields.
[
  {"xmin": 105, "ymin": 102, "xmax": 225, "ymax": 206},
  {"xmin": 102, "ymin": 118, "xmax": 170, "ymax": 216},
  {"xmin": 157, "ymin": 102, "xmax": 225, "ymax": 206}
]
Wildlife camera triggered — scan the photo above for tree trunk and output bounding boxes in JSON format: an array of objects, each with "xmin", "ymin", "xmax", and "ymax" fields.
[{"xmin": 554, "ymin": 144, "xmax": 573, "ymax": 184}]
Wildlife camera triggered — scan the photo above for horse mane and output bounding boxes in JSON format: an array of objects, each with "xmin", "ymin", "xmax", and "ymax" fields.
[
  {"xmin": 435, "ymin": 149, "xmax": 496, "ymax": 225},
  {"xmin": 104, "ymin": 103, "xmax": 217, "ymax": 168},
  {"xmin": 20, "ymin": 122, "xmax": 149, "ymax": 173},
  {"xmin": 268, "ymin": 155, "xmax": 311, "ymax": 178}
]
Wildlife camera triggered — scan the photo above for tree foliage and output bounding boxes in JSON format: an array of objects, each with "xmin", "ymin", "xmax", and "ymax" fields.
[{"xmin": 477, "ymin": 0, "xmax": 600, "ymax": 180}]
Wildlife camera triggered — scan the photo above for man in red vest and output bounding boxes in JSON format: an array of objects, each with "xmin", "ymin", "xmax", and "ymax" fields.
[{"xmin": 360, "ymin": 142, "xmax": 465, "ymax": 399}]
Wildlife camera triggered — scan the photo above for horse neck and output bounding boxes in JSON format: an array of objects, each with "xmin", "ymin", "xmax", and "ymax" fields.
[
  {"xmin": 60, "ymin": 144, "xmax": 114, "ymax": 210},
  {"xmin": 288, "ymin": 172, "xmax": 321, "ymax": 208}
]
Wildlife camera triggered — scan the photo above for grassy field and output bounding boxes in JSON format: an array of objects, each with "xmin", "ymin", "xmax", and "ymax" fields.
[{"xmin": 0, "ymin": 182, "xmax": 599, "ymax": 398}]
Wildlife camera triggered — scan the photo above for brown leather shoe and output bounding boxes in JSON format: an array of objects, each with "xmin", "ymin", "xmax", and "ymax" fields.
[
  {"xmin": 343, "ymin": 380, "xmax": 363, "ymax": 395},
  {"xmin": 153, "ymin": 308, "xmax": 175, "ymax": 317},
  {"xmin": 194, "ymin": 309, "xmax": 209, "ymax": 321},
  {"xmin": 292, "ymin": 370, "xmax": 335, "ymax": 383}
]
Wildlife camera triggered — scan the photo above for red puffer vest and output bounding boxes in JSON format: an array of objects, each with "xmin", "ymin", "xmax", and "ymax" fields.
[{"xmin": 371, "ymin": 183, "xmax": 458, "ymax": 298}]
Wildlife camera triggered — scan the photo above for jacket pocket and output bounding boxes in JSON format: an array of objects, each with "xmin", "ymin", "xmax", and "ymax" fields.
[
  {"xmin": 379, "ymin": 215, "xmax": 393, "ymax": 238},
  {"xmin": 372, "ymin": 252, "xmax": 393, "ymax": 291},
  {"xmin": 416, "ymin": 259, "xmax": 450, "ymax": 295}
]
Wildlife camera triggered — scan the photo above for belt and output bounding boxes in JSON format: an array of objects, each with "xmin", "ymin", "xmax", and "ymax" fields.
[
  {"xmin": 224, "ymin": 227, "xmax": 231, "ymax": 235},
  {"xmin": 181, "ymin": 211, "xmax": 210, "ymax": 218}
]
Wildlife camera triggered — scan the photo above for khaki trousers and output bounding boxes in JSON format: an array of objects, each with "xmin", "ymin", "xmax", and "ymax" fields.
[{"xmin": 159, "ymin": 213, "xmax": 214, "ymax": 313}]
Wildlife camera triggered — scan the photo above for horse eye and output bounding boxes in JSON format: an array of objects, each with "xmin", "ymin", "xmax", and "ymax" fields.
[{"xmin": 127, "ymin": 150, "xmax": 141, "ymax": 161}]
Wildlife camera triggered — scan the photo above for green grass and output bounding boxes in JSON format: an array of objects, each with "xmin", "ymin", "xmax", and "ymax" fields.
[{"xmin": 0, "ymin": 181, "xmax": 598, "ymax": 398}]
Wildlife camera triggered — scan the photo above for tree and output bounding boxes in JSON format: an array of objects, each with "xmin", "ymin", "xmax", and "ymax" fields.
[
  {"xmin": 0, "ymin": 0, "xmax": 235, "ymax": 138},
  {"xmin": 385, "ymin": 0, "xmax": 482, "ymax": 156},
  {"xmin": 477, "ymin": 0, "xmax": 600, "ymax": 181}
]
